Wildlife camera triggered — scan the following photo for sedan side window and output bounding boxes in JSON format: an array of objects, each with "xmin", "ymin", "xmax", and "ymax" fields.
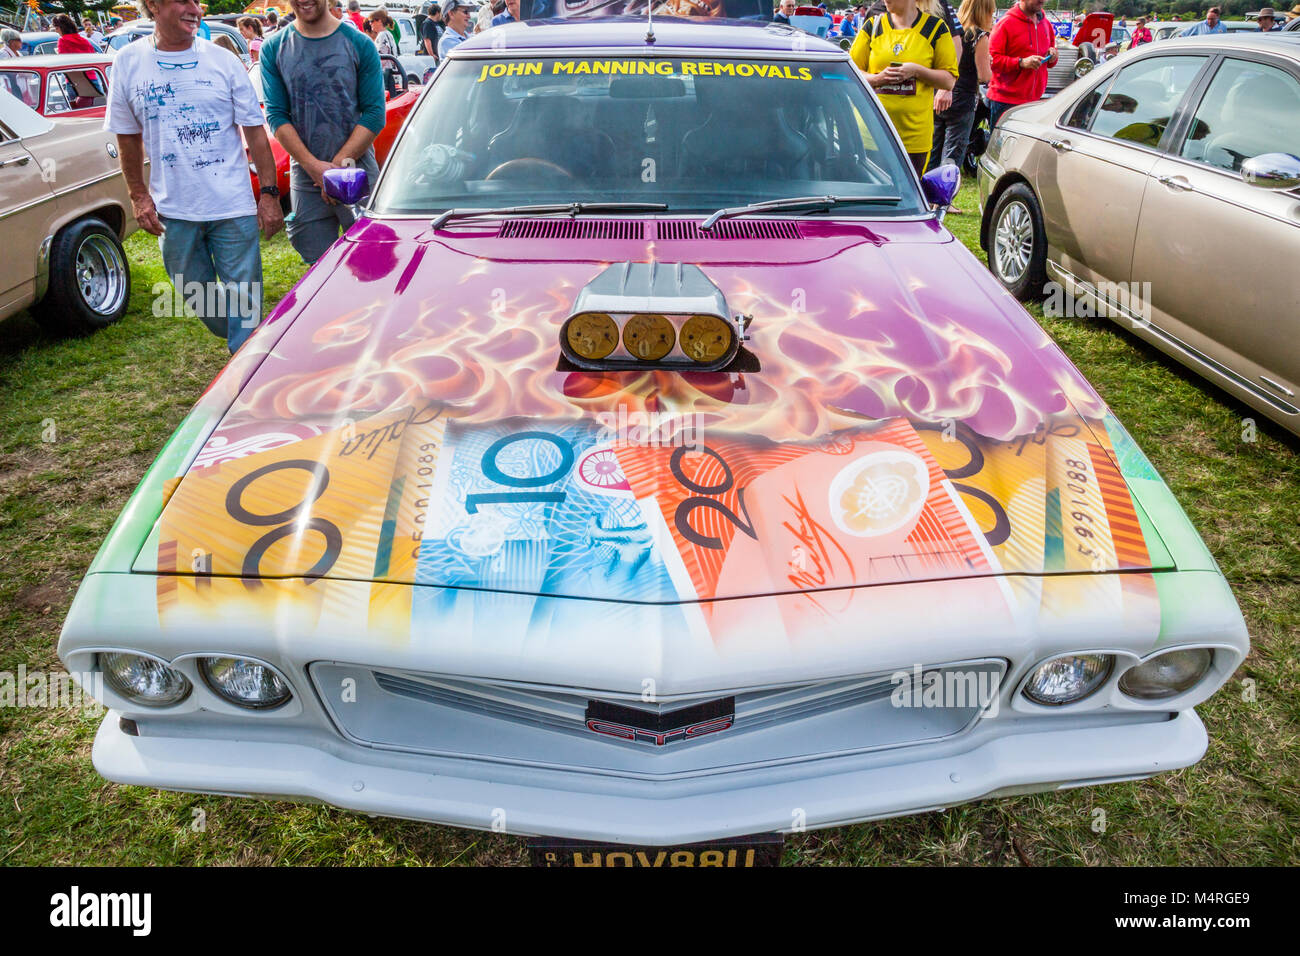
[
  {"xmin": 44, "ymin": 73, "xmax": 72, "ymax": 114},
  {"xmin": 52, "ymin": 70, "xmax": 108, "ymax": 110},
  {"xmin": 1088, "ymin": 55, "xmax": 1208, "ymax": 149},
  {"xmin": 1179, "ymin": 58, "xmax": 1300, "ymax": 173},
  {"xmin": 1064, "ymin": 75, "xmax": 1112, "ymax": 131},
  {"xmin": 0, "ymin": 71, "xmax": 41, "ymax": 111}
]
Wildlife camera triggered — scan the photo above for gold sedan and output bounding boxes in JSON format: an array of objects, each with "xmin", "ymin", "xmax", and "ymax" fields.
[
  {"xmin": 0, "ymin": 84, "xmax": 138, "ymax": 334},
  {"xmin": 977, "ymin": 34, "xmax": 1300, "ymax": 437}
]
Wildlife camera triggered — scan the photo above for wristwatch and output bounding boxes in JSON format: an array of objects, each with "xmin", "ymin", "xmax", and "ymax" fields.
[{"xmin": 259, "ymin": 185, "xmax": 280, "ymax": 199}]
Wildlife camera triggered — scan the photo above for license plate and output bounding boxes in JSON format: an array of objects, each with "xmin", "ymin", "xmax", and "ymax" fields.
[{"xmin": 529, "ymin": 833, "xmax": 783, "ymax": 867}]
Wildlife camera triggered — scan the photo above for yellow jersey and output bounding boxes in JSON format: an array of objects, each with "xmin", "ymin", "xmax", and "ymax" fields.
[{"xmin": 850, "ymin": 11, "xmax": 959, "ymax": 156}]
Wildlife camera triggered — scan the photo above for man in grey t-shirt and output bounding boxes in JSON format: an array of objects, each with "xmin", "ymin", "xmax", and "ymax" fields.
[{"xmin": 260, "ymin": 0, "xmax": 385, "ymax": 263}]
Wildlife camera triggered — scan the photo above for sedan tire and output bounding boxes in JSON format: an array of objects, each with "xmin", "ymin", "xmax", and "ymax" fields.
[
  {"xmin": 988, "ymin": 183, "xmax": 1048, "ymax": 301},
  {"xmin": 33, "ymin": 218, "xmax": 131, "ymax": 336}
]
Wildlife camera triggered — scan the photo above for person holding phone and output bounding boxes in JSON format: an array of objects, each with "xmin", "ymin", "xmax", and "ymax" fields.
[
  {"xmin": 851, "ymin": 0, "xmax": 958, "ymax": 177},
  {"xmin": 987, "ymin": 0, "xmax": 1057, "ymax": 127}
]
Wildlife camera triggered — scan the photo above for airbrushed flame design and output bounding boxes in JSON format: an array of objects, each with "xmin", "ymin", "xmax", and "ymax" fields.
[{"xmin": 226, "ymin": 236, "xmax": 1106, "ymax": 446}]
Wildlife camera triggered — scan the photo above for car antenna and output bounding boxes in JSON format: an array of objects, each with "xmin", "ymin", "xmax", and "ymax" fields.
[{"xmin": 646, "ymin": 2, "xmax": 655, "ymax": 44}]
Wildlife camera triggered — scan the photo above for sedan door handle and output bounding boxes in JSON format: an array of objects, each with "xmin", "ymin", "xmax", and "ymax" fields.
[
  {"xmin": 0, "ymin": 155, "xmax": 31, "ymax": 169},
  {"xmin": 1048, "ymin": 139, "xmax": 1073, "ymax": 152},
  {"xmin": 1157, "ymin": 174, "xmax": 1192, "ymax": 192}
]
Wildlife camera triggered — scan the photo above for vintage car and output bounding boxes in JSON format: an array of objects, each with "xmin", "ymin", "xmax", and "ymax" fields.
[
  {"xmin": 0, "ymin": 54, "xmax": 113, "ymax": 119},
  {"xmin": 978, "ymin": 33, "xmax": 1300, "ymax": 438},
  {"xmin": 0, "ymin": 83, "xmax": 136, "ymax": 333},
  {"xmin": 1044, "ymin": 12, "xmax": 1112, "ymax": 95},
  {"xmin": 59, "ymin": 17, "xmax": 1248, "ymax": 862},
  {"xmin": 18, "ymin": 31, "xmax": 60, "ymax": 56}
]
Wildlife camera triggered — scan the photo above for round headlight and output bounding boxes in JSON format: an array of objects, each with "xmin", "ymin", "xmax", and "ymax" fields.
[
  {"xmin": 680, "ymin": 314, "xmax": 735, "ymax": 365},
  {"xmin": 622, "ymin": 313, "xmax": 675, "ymax": 361},
  {"xmin": 1119, "ymin": 648, "xmax": 1213, "ymax": 700},
  {"xmin": 565, "ymin": 312, "xmax": 619, "ymax": 361},
  {"xmin": 200, "ymin": 657, "xmax": 292, "ymax": 709},
  {"xmin": 1022, "ymin": 654, "xmax": 1113, "ymax": 705},
  {"xmin": 100, "ymin": 652, "xmax": 191, "ymax": 707},
  {"xmin": 1074, "ymin": 58, "xmax": 1094, "ymax": 78}
]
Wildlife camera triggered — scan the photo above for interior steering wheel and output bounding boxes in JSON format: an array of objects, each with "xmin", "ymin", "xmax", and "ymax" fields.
[{"xmin": 485, "ymin": 158, "xmax": 574, "ymax": 182}]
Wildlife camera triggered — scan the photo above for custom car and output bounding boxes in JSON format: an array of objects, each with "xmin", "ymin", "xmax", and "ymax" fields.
[
  {"xmin": 0, "ymin": 54, "xmax": 113, "ymax": 119},
  {"xmin": 59, "ymin": 17, "xmax": 1249, "ymax": 864},
  {"xmin": 0, "ymin": 81, "xmax": 136, "ymax": 333},
  {"xmin": 978, "ymin": 33, "xmax": 1300, "ymax": 437}
]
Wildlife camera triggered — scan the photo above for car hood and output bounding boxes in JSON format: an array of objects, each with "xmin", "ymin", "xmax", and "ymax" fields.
[{"xmin": 135, "ymin": 217, "xmax": 1173, "ymax": 605}]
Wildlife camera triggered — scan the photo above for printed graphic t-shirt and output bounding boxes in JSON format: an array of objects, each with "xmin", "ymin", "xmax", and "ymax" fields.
[
  {"xmin": 850, "ymin": 12, "xmax": 958, "ymax": 154},
  {"xmin": 104, "ymin": 37, "xmax": 262, "ymax": 221}
]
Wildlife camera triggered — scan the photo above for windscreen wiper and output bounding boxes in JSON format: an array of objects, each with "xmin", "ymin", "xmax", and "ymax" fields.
[
  {"xmin": 700, "ymin": 195, "xmax": 901, "ymax": 231},
  {"xmin": 431, "ymin": 202, "xmax": 669, "ymax": 230}
]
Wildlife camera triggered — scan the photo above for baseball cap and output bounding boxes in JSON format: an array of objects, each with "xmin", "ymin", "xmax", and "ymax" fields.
[{"xmin": 443, "ymin": 0, "xmax": 464, "ymax": 12}]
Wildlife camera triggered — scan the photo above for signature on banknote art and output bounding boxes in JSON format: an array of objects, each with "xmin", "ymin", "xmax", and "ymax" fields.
[{"xmin": 58, "ymin": 17, "xmax": 1248, "ymax": 855}]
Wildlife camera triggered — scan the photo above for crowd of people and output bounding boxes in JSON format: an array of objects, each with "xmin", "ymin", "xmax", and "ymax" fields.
[
  {"xmin": 4, "ymin": 0, "xmax": 1288, "ymax": 352},
  {"xmin": 81, "ymin": 0, "xmax": 539, "ymax": 354}
]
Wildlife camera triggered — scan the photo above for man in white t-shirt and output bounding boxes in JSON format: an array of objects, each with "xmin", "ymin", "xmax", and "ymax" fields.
[{"xmin": 105, "ymin": 0, "xmax": 284, "ymax": 353}]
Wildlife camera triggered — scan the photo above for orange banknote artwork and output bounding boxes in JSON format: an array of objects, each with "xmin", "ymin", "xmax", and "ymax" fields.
[{"xmin": 613, "ymin": 419, "xmax": 993, "ymax": 621}]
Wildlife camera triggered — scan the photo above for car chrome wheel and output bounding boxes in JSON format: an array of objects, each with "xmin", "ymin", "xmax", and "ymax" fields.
[
  {"xmin": 993, "ymin": 200, "xmax": 1033, "ymax": 285},
  {"xmin": 75, "ymin": 233, "xmax": 128, "ymax": 316}
]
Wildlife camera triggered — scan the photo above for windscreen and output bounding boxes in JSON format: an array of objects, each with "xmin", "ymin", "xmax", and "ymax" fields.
[{"xmin": 370, "ymin": 56, "xmax": 926, "ymax": 217}]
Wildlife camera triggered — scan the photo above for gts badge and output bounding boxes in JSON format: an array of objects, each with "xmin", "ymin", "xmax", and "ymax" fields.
[{"xmin": 585, "ymin": 697, "xmax": 735, "ymax": 746}]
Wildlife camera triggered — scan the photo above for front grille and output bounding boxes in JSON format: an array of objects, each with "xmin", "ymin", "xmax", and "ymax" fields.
[
  {"xmin": 372, "ymin": 669, "xmax": 905, "ymax": 738},
  {"xmin": 311, "ymin": 660, "xmax": 1005, "ymax": 777}
]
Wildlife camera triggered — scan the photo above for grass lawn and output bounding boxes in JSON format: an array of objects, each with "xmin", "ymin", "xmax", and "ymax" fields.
[{"xmin": 1, "ymin": 183, "xmax": 1296, "ymax": 865}]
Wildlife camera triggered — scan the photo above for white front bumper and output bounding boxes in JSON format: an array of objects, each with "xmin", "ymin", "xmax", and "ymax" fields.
[{"xmin": 93, "ymin": 708, "xmax": 1207, "ymax": 845}]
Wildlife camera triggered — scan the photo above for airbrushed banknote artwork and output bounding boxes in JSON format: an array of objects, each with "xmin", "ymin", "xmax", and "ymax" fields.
[{"xmin": 102, "ymin": 230, "xmax": 1173, "ymax": 662}]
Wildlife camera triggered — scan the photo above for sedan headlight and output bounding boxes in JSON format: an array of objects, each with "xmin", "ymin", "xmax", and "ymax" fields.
[
  {"xmin": 1119, "ymin": 649, "xmax": 1213, "ymax": 700},
  {"xmin": 100, "ymin": 652, "xmax": 192, "ymax": 707},
  {"xmin": 199, "ymin": 657, "xmax": 292, "ymax": 709},
  {"xmin": 1074, "ymin": 58, "xmax": 1094, "ymax": 78},
  {"xmin": 1022, "ymin": 654, "xmax": 1113, "ymax": 705}
]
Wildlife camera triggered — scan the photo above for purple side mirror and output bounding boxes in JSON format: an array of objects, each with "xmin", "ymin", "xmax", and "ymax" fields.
[
  {"xmin": 323, "ymin": 167, "xmax": 369, "ymax": 206},
  {"xmin": 920, "ymin": 163, "xmax": 961, "ymax": 209}
]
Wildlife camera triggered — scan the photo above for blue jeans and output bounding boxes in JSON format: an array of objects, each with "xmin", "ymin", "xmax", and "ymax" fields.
[
  {"xmin": 158, "ymin": 215, "xmax": 262, "ymax": 354},
  {"xmin": 989, "ymin": 99, "xmax": 1017, "ymax": 128}
]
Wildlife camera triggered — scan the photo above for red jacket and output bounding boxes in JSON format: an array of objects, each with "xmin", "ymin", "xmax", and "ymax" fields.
[
  {"xmin": 988, "ymin": 4, "xmax": 1057, "ymax": 105},
  {"xmin": 56, "ymin": 33, "xmax": 96, "ymax": 54}
]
